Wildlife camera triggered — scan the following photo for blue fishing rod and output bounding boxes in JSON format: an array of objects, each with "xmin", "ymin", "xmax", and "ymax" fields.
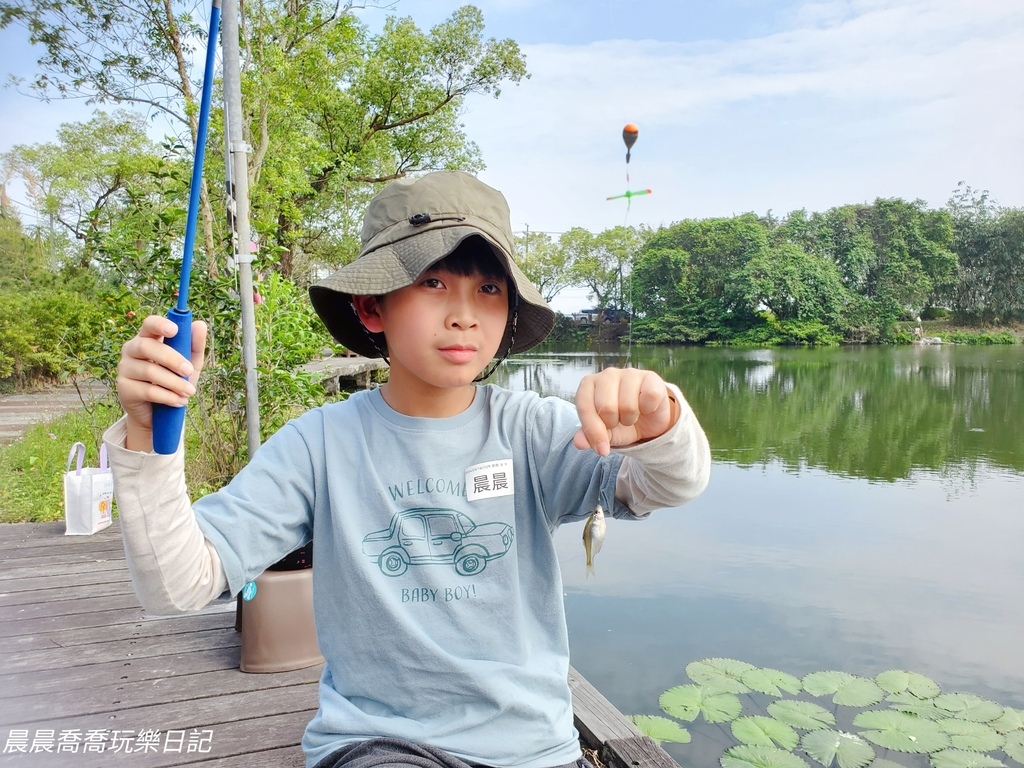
[{"xmin": 152, "ymin": 0, "xmax": 222, "ymax": 455}]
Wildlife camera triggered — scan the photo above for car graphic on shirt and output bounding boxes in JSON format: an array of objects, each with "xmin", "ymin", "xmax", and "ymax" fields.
[{"xmin": 361, "ymin": 508, "xmax": 514, "ymax": 577}]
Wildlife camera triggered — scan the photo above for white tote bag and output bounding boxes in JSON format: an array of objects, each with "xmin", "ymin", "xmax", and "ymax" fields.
[{"xmin": 63, "ymin": 442, "xmax": 114, "ymax": 535}]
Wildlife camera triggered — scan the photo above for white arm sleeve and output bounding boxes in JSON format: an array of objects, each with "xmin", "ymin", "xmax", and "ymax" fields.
[
  {"xmin": 103, "ymin": 417, "xmax": 229, "ymax": 614},
  {"xmin": 613, "ymin": 382, "xmax": 712, "ymax": 517}
]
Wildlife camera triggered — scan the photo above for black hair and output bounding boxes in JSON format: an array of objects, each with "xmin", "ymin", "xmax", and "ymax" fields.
[{"xmin": 427, "ymin": 235, "xmax": 508, "ymax": 281}]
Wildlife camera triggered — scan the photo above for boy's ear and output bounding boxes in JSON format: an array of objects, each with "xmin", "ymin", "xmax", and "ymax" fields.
[{"xmin": 351, "ymin": 295, "xmax": 385, "ymax": 333}]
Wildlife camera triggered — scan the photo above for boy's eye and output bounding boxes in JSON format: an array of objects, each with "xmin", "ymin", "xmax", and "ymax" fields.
[
  {"xmin": 421, "ymin": 277, "xmax": 443, "ymax": 288},
  {"xmin": 481, "ymin": 283, "xmax": 501, "ymax": 294}
]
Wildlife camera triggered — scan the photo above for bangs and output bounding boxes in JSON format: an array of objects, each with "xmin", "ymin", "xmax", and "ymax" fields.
[{"xmin": 427, "ymin": 235, "xmax": 508, "ymax": 281}]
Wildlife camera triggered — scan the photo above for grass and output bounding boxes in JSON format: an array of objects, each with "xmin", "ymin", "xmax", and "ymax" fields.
[{"xmin": 0, "ymin": 400, "xmax": 122, "ymax": 524}]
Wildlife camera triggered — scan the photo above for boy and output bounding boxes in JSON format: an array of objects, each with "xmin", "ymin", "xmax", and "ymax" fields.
[{"xmin": 107, "ymin": 171, "xmax": 711, "ymax": 768}]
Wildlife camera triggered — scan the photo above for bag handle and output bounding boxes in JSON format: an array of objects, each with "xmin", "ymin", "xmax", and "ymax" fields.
[
  {"xmin": 65, "ymin": 442, "xmax": 87, "ymax": 475},
  {"xmin": 99, "ymin": 444, "xmax": 109, "ymax": 472}
]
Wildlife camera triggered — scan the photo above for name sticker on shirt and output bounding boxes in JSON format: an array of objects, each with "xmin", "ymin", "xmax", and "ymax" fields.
[{"xmin": 465, "ymin": 459, "xmax": 515, "ymax": 502}]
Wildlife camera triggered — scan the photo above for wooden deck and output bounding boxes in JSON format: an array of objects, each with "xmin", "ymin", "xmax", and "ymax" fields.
[{"xmin": 0, "ymin": 521, "xmax": 676, "ymax": 768}]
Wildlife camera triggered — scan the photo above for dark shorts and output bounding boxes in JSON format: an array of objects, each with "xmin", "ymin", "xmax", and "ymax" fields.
[{"xmin": 312, "ymin": 737, "xmax": 593, "ymax": 768}]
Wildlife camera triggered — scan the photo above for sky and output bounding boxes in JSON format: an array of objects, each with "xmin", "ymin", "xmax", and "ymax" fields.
[{"xmin": 2, "ymin": 0, "xmax": 1023, "ymax": 312}]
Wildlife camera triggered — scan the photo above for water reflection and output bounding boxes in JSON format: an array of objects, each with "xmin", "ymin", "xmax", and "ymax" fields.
[
  {"xmin": 491, "ymin": 343, "xmax": 1024, "ymax": 763},
  {"xmin": 494, "ymin": 344, "xmax": 1024, "ymax": 480}
]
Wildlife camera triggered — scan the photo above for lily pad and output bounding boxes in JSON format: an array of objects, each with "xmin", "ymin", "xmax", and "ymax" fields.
[
  {"xmin": 991, "ymin": 707, "xmax": 1024, "ymax": 734},
  {"xmin": 767, "ymin": 700, "xmax": 836, "ymax": 731},
  {"xmin": 887, "ymin": 692, "xmax": 951, "ymax": 720},
  {"xmin": 853, "ymin": 710, "xmax": 951, "ymax": 754},
  {"xmin": 929, "ymin": 748, "xmax": 1006, "ymax": 768},
  {"xmin": 934, "ymin": 694, "xmax": 1004, "ymax": 724},
  {"xmin": 937, "ymin": 719, "xmax": 1004, "ymax": 752},
  {"xmin": 660, "ymin": 684, "xmax": 743, "ymax": 723},
  {"xmin": 800, "ymin": 729, "xmax": 875, "ymax": 768},
  {"xmin": 732, "ymin": 716, "xmax": 800, "ymax": 750},
  {"xmin": 628, "ymin": 715, "xmax": 691, "ymax": 745},
  {"xmin": 743, "ymin": 667, "xmax": 803, "ymax": 697},
  {"xmin": 803, "ymin": 671, "xmax": 886, "ymax": 707},
  {"xmin": 720, "ymin": 744, "xmax": 809, "ymax": 768},
  {"xmin": 688, "ymin": 658, "xmax": 757, "ymax": 694},
  {"xmin": 875, "ymin": 670, "xmax": 942, "ymax": 699},
  {"xmin": 1003, "ymin": 730, "xmax": 1024, "ymax": 763}
]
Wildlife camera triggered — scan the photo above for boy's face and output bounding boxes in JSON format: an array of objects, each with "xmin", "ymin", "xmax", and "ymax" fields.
[{"xmin": 354, "ymin": 264, "xmax": 509, "ymax": 395}]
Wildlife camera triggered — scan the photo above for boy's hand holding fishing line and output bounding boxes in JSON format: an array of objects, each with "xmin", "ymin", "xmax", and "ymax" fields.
[{"xmin": 116, "ymin": 315, "xmax": 208, "ymax": 452}]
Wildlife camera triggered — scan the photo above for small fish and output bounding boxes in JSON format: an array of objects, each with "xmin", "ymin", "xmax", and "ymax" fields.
[{"xmin": 582, "ymin": 505, "xmax": 606, "ymax": 577}]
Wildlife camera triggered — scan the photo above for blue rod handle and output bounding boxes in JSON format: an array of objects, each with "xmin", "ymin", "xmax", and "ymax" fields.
[{"xmin": 151, "ymin": 307, "xmax": 193, "ymax": 455}]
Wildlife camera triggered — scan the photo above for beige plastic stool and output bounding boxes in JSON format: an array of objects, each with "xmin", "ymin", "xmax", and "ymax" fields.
[{"xmin": 239, "ymin": 568, "xmax": 324, "ymax": 673}]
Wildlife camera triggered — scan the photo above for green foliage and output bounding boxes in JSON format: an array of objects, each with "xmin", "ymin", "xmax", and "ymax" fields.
[
  {"xmin": 0, "ymin": 290, "xmax": 112, "ymax": 386},
  {"xmin": 943, "ymin": 330, "xmax": 1018, "ymax": 345},
  {"xmin": 629, "ymin": 659, "xmax": 1022, "ymax": 768},
  {"xmin": 948, "ymin": 184, "xmax": 1024, "ymax": 324}
]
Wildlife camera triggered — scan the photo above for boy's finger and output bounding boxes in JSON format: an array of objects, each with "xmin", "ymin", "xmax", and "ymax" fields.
[
  {"xmin": 189, "ymin": 321, "xmax": 208, "ymax": 382},
  {"xmin": 574, "ymin": 375, "xmax": 612, "ymax": 455},
  {"xmin": 138, "ymin": 314, "xmax": 179, "ymax": 340},
  {"xmin": 119, "ymin": 358, "xmax": 197, "ymax": 399},
  {"xmin": 615, "ymin": 369, "xmax": 644, "ymax": 427},
  {"xmin": 637, "ymin": 371, "xmax": 668, "ymax": 415}
]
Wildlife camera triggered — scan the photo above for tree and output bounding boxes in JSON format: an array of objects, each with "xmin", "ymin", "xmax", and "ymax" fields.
[
  {"xmin": 515, "ymin": 230, "xmax": 569, "ymax": 303},
  {"xmin": 1, "ymin": 0, "xmax": 227, "ymax": 261},
  {"xmin": 562, "ymin": 225, "xmax": 649, "ymax": 311},
  {"xmin": 0, "ymin": 203, "xmax": 51, "ymax": 290},
  {"xmin": 1, "ymin": 2, "xmax": 528, "ymax": 279},
  {"xmin": 948, "ymin": 184, "xmax": 1024, "ymax": 323},
  {"xmin": 4, "ymin": 111, "xmax": 164, "ymax": 269},
  {"xmin": 239, "ymin": 4, "xmax": 527, "ymax": 279},
  {"xmin": 739, "ymin": 243, "xmax": 850, "ymax": 328}
]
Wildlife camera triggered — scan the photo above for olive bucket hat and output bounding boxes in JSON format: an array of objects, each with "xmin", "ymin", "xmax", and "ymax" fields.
[{"xmin": 309, "ymin": 171, "xmax": 555, "ymax": 361}]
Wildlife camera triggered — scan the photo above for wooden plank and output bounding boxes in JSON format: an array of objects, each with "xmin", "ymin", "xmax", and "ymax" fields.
[
  {"xmin": 0, "ymin": 591, "xmax": 142, "ymax": 621},
  {"xmin": 1, "ymin": 536, "xmax": 124, "ymax": 561},
  {"xmin": 0, "ymin": 664, "xmax": 322, "ymax": 723},
  {"xmin": 0, "ymin": 645, "xmax": 244, "ymax": 696},
  {"xmin": 0, "ymin": 710, "xmax": 314, "ymax": 768},
  {"xmin": 568, "ymin": 666, "xmax": 680, "ymax": 768},
  {"xmin": 0, "ymin": 558, "xmax": 128, "ymax": 581},
  {"xmin": 0, "ymin": 568, "xmax": 131, "ymax": 594},
  {"xmin": 0, "ymin": 579, "xmax": 136, "ymax": 607},
  {"xmin": 0, "ymin": 547, "xmax": 126, "ymax": 570},
  {"xmin": 9, "ymin": 684, "xmax": 319, "ymax": 743},
  {"xmin": 2, "ymin": 626, "xmax": 241, "ymax": 674},
  {"xmin": 0, "ymin": 609, "xmax": 234, "ymax": 653}
]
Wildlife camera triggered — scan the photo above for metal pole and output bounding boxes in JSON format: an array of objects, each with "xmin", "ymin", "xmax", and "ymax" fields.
[{"xmin": 221, "ymin": 0, "xmax": 262, "ymax": 458}]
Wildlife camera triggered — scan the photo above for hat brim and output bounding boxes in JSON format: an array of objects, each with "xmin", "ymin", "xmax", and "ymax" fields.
[{"xmin": 309, "ymin": 227, "xmax": 554, "ymax": 360}]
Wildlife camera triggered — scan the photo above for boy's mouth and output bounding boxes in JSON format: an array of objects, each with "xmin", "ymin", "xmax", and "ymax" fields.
[{"xmin": 437, "ymin": 345, "xmax": 478, "ymax": 364}]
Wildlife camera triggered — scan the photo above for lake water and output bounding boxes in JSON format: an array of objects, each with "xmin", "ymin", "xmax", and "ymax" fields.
[{"xmin": 491, "ymin": 343, "xmax": 1024, "ymax": 766}]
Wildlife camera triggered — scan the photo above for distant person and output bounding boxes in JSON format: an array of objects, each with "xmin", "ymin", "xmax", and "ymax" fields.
[{"xmin": 106, "ymin": 171, "xmax": 711, "ymax": 768}]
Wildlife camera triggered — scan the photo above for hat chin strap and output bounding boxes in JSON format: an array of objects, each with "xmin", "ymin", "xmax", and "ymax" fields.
[
  {"xmin": 351, "ymin": 300, "xmax": 391, "ymax": 365},
  {"xmin": 475, "ymin": 299, "xmax": 519, "ymax": 382}
]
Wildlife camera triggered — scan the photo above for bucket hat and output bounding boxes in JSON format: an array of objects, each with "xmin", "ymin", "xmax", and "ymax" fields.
[{"xmin": 309, "ymin": 171, "xmax": 555, "ymax": 360}]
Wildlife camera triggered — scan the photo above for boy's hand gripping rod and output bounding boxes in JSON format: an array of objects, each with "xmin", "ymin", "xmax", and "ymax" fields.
[{"xmin": 151, "ymin": 0, "xmax": 222, "ymax": 454}]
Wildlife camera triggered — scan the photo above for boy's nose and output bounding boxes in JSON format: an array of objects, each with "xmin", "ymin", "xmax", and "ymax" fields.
[{"xmin": 446, "ymin": 290, "xmax": 479, "ymax": 329}]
